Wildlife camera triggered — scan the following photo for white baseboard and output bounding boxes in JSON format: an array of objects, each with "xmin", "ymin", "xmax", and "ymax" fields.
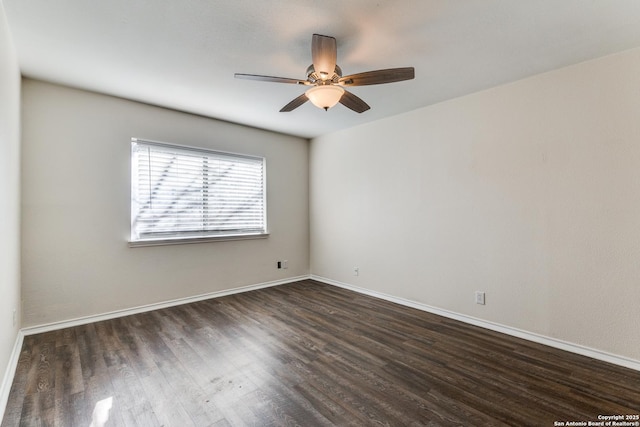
[
  {"xmin": 311, "ymin": 275, "xmax": 640, "ymax": 372},
  {"xmin": 3, "ymin": 274, "xmax": 638, "ymax": 422},
  {"xmin": 0, "ymin": 330, "xmax": 24, "ymax": 423},
  {"xmin": 10, "ymin": 272, "xmax": 640, "ymax": 403},
  {"xmin": 22, "ymin": 275, "xmax": 310, "ymax": 336}
]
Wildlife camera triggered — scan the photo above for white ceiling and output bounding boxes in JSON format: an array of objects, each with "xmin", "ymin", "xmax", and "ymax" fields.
[{"xmin": 4, "ymin": 0, "xmax": 640, "ymax": 139}]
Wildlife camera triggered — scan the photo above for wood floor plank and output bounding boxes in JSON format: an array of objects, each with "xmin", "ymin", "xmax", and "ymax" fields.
[
  {"xmin": 243, "ymin": 363, "xmax": 335, "ymax": 427},
  {"xmin": 3, "ymin": 279, "xmax": 640, "ymax": 426},
  {"xmin": 158, "ymin": 337, "xmax": 228, "ymax": 424},
  {"xmin": 109, "ymin": 317, "xmax": 157, "ymax": 380},
  {"xmin": 75, "ymin": 323, "xmax": 109, "ymax": 381},
  {"xmin": 137, "ymin": 370, "xmax": 196, "ymax": 427},
  {"xmin": 52, "ymin": 343, "xmax": 83, "ymax": 426},
  {"xmin": 84, "ymin": 373, "xmax": 127, "ymax": 427},
  {"xmin": 24, "ymin": 334, "xmax": 56, "ymax": 396}
]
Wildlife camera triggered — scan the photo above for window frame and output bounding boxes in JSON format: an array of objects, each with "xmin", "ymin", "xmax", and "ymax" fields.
[{"xmin": 129, "ymin": 138, "xmax": 268, "ymax": 247}]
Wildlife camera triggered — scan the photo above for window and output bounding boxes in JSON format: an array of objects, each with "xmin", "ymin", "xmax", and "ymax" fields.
[{"xmin": 130, "ymin": 138, "xmax": 267, "ymax": 246}]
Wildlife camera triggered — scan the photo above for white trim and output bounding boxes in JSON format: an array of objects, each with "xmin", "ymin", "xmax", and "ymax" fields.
[
  {"xmin": 128, "ymin": 232, "xmax": 269, "ymax": 247},
  {"xmin": 311, "ymin": 275, "xmax": 640, "ymax": 372},
  {"xmin": 22, "ymin": 276, "xmax": 309, "ymax": 336},
  {"xmin": 0, "ymin": 330, "xmax": 24, "ymax": 423},
  {"xmin": 131, "ymin": 137, "xmax": 264, "ymax": 161}
]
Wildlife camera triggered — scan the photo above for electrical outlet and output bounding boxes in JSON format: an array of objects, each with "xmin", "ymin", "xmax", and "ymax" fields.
[
  {"xmin": 283, "ymin": 260, "xmax": 288, "ymax": 269},
  {"xmin": 354, "ymin": 267, "xmax": 359, "ymax": 276},
  {"xmin": 475, "ymin": 291, "xmax": 486, "ymax": 305},
  {"xmin": 277, "ymin": 261, "xmax": 282, "ymax": 269}
]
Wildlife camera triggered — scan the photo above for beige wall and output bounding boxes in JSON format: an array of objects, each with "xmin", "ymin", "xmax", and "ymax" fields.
[
  {"xmin": 0, "ymin": 0, "xmax": 21, "ymax": 408},
  {"xmin": 21, "ymin": 79, "xmax": 309, "ymax": 326},
  {"xmin": 310, "ymin": 47, "xmax": 640, "ymax": 361}
]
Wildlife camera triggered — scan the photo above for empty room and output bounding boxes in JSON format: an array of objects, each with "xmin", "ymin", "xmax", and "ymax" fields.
[{"xmin": 1, "ymin": 0, "xmax": 640, "ymax": 425}]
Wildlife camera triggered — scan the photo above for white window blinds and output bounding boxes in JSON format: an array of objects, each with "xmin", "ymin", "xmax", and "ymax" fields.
[{"xmin": 131, "ymin": 139, "xmax": 266, "ymax": 243}]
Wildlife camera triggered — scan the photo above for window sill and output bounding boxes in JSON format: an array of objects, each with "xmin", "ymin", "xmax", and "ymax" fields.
[{"xmin": 128, "ymin": 232, "xmax": 269, "ymax": 248}]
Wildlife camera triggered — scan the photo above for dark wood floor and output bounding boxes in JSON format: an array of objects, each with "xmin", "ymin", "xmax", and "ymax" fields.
[{"xmin": 2, "ymin": 280, "xmax": 639, "ymax": 426}]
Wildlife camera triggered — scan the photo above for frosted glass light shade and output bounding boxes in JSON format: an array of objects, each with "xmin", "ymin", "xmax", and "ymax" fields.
[{"xmin": 305, "ymin": 85, "xmax": 345, "ymax": 110}]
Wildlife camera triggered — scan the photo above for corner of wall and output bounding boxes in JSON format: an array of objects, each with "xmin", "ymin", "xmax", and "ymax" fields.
[{"xmin": 0, "ymin": 1, "xmax": 22, "ymax": 422}]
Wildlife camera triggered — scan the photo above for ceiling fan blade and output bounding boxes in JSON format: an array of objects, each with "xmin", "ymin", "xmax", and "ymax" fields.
[
  {"xmin": 234, "ymin": 73, "xmax": 308, "ymax": 85},
  {"xmin": 312, "ymin": 34, "xmax": 337, "ymax": 79},
  {"xmin": 339, "ymin": 67, "xmax": 415, "ymax": 86},
  {"xmin": 339, "ymin": 90, "xmax": 370, "ymax": 113},
  {"xmin": 280, "ymin": 93, "xmax": 309, "ymax": 112}
]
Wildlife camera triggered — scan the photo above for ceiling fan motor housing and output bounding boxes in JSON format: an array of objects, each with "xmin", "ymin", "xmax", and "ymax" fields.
[{"xmin": 306, "ymin": 64, "xmax": 342, "ymax": 84}]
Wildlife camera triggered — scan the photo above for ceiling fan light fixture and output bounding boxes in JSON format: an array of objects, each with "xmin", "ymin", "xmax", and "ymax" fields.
[
  {"xmin": 305, "ymin": 85, "xmax": 344, "ymax": 111},
  {"xmin": 235, "ymin": 34, "xmax": 414, "ymax": 113}
]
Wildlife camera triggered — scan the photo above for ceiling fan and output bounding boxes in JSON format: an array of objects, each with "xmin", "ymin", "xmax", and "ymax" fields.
[{"xmin": 235, "ymin": 34, "xmax": 415, "ymax": 113}]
